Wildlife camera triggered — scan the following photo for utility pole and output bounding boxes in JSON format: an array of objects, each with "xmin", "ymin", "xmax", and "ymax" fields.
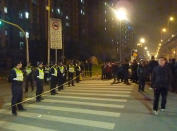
[{"xmin": 47, "ymin": 0, "xmax": 51, "ymax": 65}]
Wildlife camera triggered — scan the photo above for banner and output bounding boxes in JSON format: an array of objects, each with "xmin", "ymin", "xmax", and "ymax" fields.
[{"xmin": 49, "ymin": 18, "xmax": 62, "ymax": 49}]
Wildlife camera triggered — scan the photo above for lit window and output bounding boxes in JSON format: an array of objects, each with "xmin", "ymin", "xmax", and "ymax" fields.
[
  {"xmin": 19, "ymin": 32, "xmax": 24, "ymax": 37},
  {"xmin": 105, "ymin": 27, "xmax": 107, "ymax": 31},
  {"xmin": 105, "ymin": 19, "xmax": 107, "ymax": 23},
  {"xmin": 26, "ymin": 32, "xmax": 29, "ymax": 38},
  {"xmin": 19, "ymin": 41, "xmax": 24, "ymax": 49},
  {"xmin": 81, "ymin": 0, "xmax": 84, "ymax": 4},
  {"xmin": 66, "ymin": 16, "xmax": 69, "ymax": 20},
  {"xmin": 83, "ymin": 12, "xmax": 85, "ymax": 15},
  {"xmin": 19, "ymin": 12, "xmax": 23, "ymax": 19},
  {"xmin": 81, "ymin": 9, "xmax": 83, "ymax": 14},
  {"xmin": 104, "ymin": 2, "xmax": 107, "ymax": 6},
  {"xmin": 65, "ymin": 22, "xmax": 70, "ymax": 27},
  {"xmin": 4, "ymin": 7, "xmax": 8, "ymax": 14},
  {"xmin": 25, "ymin": 12, "xmax": 29, "ymax": 19},
  {"xmin": 51, "ymin": 9, "xmax": 54, "ymax": 13},
  {"xmin": 57, "ymin": 8, "xmax": 61, "ymax": 14},
  {"xmin": 5, "ymin": 30, "xmax": 8, "ymax": 36}
]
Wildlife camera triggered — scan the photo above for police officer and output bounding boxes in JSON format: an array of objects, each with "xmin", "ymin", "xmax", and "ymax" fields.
[
  {"xmin": 75, "ymin": 63, "xmax": 81, "ymax": 83},
  {"xmin": 34, "ymin": 61, "xmax": 44, "ymax": 102},
  {"xmin": 9, "ymin": 60, "xmax": 26, "ymax": 116},
  {"xmin": 58, "ymin": 62, "xmax": 65, "ymax": 91},
  {"xmin": 50, "ymin": 64, "xmax": 58, "ymax": 95},
  {"xmin": 25, "ymin": 63, "xmax": 34, "ymax": 93},
  {"xmin": 152, "ymin": 57, "xmax": 172, "ymax": 115},
  {"xmin": 68, "ymin": 62, "xmax": 75, "ymax": 86},
  {"xmin": 44, "ymin": 65, "xmax": 50, "ymax": 84},
  {"xmin": 137, "ymin": 60, "xmax": 147, "ymax": 92}
]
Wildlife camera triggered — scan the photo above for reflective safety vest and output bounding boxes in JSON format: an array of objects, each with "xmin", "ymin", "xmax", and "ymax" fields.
[
  {"xmin": 26, "ymin": 67, "xmax": 32, "ymax": 75},
  {"xmin": 78, "ymin": 66, "xmax": 81, "ymax": 71},
  {"xmin": 69, "ymin": 65, "xmax": 75, "ymax": 73},
  {"xmin": 59, "ymin": 66, "xmax": 64, "ymax": 74},
  {"xmin": 13, "ymin": 68, "xmax": 24, "ymax": 82},
  {"xmin": 51, "ymin": 67, "xmax": 57, "ymax": 77},
  {"xmin": 37, "ymin": 68, "xmax": 44, "ymax": 80},
  {"xmin": 44, "ymin": 67, "xmax": 50, "ymax": 73}
]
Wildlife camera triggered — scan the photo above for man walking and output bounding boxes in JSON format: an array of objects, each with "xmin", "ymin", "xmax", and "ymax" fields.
[{"xmin": 152, "ymin": 57, "xmax": 172, "ymax": 115}]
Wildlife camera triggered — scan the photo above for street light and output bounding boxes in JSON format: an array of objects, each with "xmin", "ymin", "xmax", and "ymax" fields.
[
  {"xmin": 162, "ymin": 28, "xmax": 167, "ymax": 33},
  {"xmin": 144, "ymin": 46, "xmax": 148, "ymax": 50},
  {"xmin": 140, "ymin": 38, "xmax": 145, "ymax": 44},
  {"xmin": 113, "ymin": 7, "xmax": 128, "ymax": 62},
  {"xmin": 169, "ymin": 16, "xmax": 174, "ymax": 22},
  {"xmin": 114, "ymin": 8, "xmax": 128, "ymax": 21}
]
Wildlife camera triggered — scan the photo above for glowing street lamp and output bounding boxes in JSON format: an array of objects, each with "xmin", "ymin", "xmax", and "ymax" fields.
[
  {"xmin": 169, "ymin": 16, "xmax": 174, "ymax": 22},
  {"xmin": 140, "ymin": 38, "xmax": 145, "ymax": 44},
  {"xmin": 144, "ymin": 46, "xmax": 148, "ymax": 50},
  {"xmin": 114, "ymin": 8, "xmax": 128, "ymax": 21},
  {"xmin": 162, "ymin": 28, "xmax": 167, "ymax": 33}
]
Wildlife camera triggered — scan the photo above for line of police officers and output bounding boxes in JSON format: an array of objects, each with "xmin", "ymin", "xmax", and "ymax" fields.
[{"xmin": 9, "ymin": 60, "xmax": 82, "ymax": 116}]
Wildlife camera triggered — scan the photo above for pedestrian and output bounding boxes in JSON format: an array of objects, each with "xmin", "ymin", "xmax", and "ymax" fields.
[
  {"xmin": 68, "ymin": 62, "xmax": 75, "ymax": 86},
  {"xmin": 34, "ymin": 61, "xmax": 44, "ymax": 102},
  {"xmin": 152, "ymin": 57, "xmax": 172, "ymax": 115},
  {"xmin": 137, "ymin": 60, "xmax": 147, "ymax": 92},
  {"xmin": 131, "ymin": 60, "xmax": 138, "ymax": 83},
  {"xmin": 122, "ymin": 59, "xmax": 130, "ymax": 85},
  {"xmin": 44, "ymin": 65, "xmax": 50, "ymax": 84},
  {"xmin": 24, "ymin": 63, "xmax": 34, "ymax": 93},
  {"xmin": 9, "ymin": 60, "xmax": 26, "ymax": 116},
  {"xmin": 50, "ymin": 64, "xmax": 58, "ymax": 95}
]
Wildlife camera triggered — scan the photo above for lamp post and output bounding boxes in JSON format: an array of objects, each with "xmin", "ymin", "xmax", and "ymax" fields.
[
  {"xmin": 161, "ymin": 27, "xmax": 167, "ymax": 41},
  {"xmin": 114, "ymin": 8, "xmax": 128, "ymax": 62},
  {"xmin": 0, "ymin": 19, "xmax": 29, "ymax": 65}
]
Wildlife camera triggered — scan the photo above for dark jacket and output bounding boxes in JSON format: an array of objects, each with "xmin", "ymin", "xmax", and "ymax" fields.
[
  {"xmin": 137, "ymin": 65, "xmax": 147, "ymax": 80},
  {"xmin": 152, "ymin": 65, "xmax": 172, "ymax": 88}
]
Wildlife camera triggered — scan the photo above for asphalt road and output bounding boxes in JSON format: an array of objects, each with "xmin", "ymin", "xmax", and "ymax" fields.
[{"xmin": 0, "ymin": 79, "xmax": 177, "ymax": 131}]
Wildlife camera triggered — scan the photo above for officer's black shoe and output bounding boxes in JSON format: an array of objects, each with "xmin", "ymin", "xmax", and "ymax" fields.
[
  {"xmin": 12, "ymin": 112, "xmax": 17, "ymax": 116},
  {"xmin": 36, "ymin": 99, "xmax": 41, "ymax": 102}
]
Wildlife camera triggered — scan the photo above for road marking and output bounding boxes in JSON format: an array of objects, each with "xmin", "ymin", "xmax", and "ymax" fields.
[
  {"xmin": 62, "ymin": 89, "xmax": 131, "ymax": 94},
  {"xmin": 2, "ymin": 111, "xmax": 115, "ymax": 130},
  {"xmin": 43, "ymin": 99, "xmax": 124, "ymax": 108},
  {"xmin": 67, "ymin": 87, "xmax": 133, "ymax": 91},
  {"xmin": 48, "ymin": 95, "xmax": 127, "ymax": 102},
  {"xmin": 59, "ymin": 92, "xmax": 130, "ymax": 97},
  {"xmin": 27, "ymin": 104, "xmax": 121, "ymax": 117},
  {"xmin": 0, "ymin": 120, "xmax": 57, "ymax": 131}
]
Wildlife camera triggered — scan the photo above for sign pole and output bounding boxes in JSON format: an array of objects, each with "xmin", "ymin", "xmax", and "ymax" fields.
[
  {"xmin": 55, "ymin": 49, "xmax": 57, "ymax": 64},
  {"xmin": 47, "ymin": 0, "xmax": 51, "ymax": 65}
]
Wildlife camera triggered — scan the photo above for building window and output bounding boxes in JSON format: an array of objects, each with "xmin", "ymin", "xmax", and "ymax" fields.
[
  {"xmin": 4, "ymin": 7, "xmax": 8, "ymax": 14},
  {"xmin": 19, "ymin": 12, "xmax": 23, "ymax": 19},
  {"xmin": 81, "ymin": 0, "xmax": 84, "ymax": 4},
  {"xmin": 104, "ymin": 2, "xmax": 107, "ymax": 6},
  {"xmin": 19, "ymin": 41, "xmax": 24, "ymax": 50},
  {"xmin": 105, "ymin": 27, "xmax": 107, "ymax": 31},
  {"xmin": 65, "ymin": 22, "xmax": 70, "ymax": 27},
  {"xmin": 25, "ymin": 12, "xmax": 29, "ymax": 19},
  {"xmin": 5, "ymin": 30, "xmax": 8, "ymax": 36},
  {"xmin": 105, "ymin": 19, "xmax": 107, "ymax": 23},
  {"xmin": 26, "ymin": 32, "xmax": 29, "ymax": 38},
  {"xmin": 19, "ymin": 32, "xmax": 24, "ymax": 37},
  {"xmin": 66, "ymin": 16, "xmax": 69, "ymax": 20},
  {"xmin": 57, "ymin": 8, "xmax": 61, "ymax": 14}
]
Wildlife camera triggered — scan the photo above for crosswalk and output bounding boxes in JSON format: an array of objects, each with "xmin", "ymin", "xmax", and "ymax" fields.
[{"xmin": 0, "ymin": 80, "xmax": 133, "ymax": 131}]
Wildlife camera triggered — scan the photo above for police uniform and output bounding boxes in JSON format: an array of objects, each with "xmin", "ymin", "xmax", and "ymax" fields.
[
  {"xmin": 75, "ymin": 64, "xmax": 81, "ymax": 83},
  {"xmin": 44, "ymin": 66, "xmax": 50, "ymax": 84},
  {"xmin": 9, "ymin": 67, "xmax": 25, "ymax": 115},
  {"xmin": 50, "ymin": 66, "xmax": 58, "ymax": 95},
  {"xmin": 68, "ymin": 64, "xmax": 75, "ymax": 86},
  {"xmin": 25, "ymin": 65, "xmax": 34, "ymax": 92},
  {"xmin": 35, "ymin": 67, "xmax": 44, "ymax": 102},
  {"xmin": 58, "ymin": 65, "xmax": 65, "ymax": 91}
]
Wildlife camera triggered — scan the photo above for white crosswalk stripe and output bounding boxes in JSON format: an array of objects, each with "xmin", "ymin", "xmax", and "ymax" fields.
[
  {"xmin": 0, "ymin": 80, "xmax": 133, "ymax": 131},
  {"xmin": 1, "ymin": 110, "xmax": 115, "ymax": 130},
  {"xmin": 0, "ymin": 120, "xmax": 57, "ymax": 131},
  {"xmin": 48, "ymin": 95, "xmax": 128, "ymax": 102}
]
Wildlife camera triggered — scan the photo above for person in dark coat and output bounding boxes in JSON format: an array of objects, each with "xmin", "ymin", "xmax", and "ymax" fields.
[
  {"xmin": 131, "ymin": 60, "xmax": 138, "ymax": 83},
  {"xmin": 137, "ymin": 60, "xmax": 147, "ymax": 92},
  {"xmin": 9, "ymin": 60, "xmax": 26, "ymax": 116},
  {"xmin": 50, "ymin": 64, "xmax": 58, "ymax": 95},
  {"xmin": 152, "ymin": 57, "xmax": 172, "ymax": 115}
]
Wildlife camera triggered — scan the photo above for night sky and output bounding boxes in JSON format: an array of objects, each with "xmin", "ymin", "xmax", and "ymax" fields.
[{"xmin": 116, "ymin": 0, "xmax": 177, "ymax": 53}]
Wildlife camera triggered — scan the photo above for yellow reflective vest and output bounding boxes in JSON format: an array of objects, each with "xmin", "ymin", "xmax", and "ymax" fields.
[
  {"xmin": 37, "ymin": 68, "xmax": 44, "ymax": 80},
  {"xmin": 13, "ymin": 68, "xmax": 24, "ymax": 82}
]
